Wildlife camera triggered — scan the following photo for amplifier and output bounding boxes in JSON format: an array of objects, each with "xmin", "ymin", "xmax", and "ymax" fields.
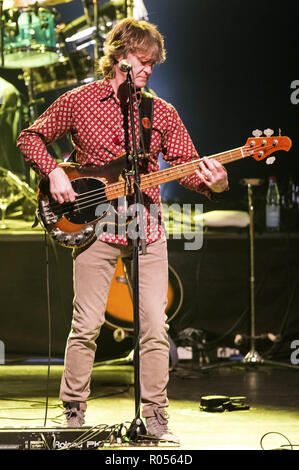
[{"xmin": 0, "ymin": 426, "xmax": 109, "ymax": 450}]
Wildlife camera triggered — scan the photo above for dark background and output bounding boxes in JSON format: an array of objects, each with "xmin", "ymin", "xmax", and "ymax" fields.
[
  {"xmin": 1, "ymin": 0, "xmax": 298, "ymax": 204},
  {"xmin": 145, "ymin": 0, "xmax": 298, "ymax": 206},
  {"xmin": 0, "ymin": 0, "xmax": 298, "ymax": 361}
]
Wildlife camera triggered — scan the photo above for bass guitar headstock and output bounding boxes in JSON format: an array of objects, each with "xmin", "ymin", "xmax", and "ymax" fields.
[{"xmin": 243, "ymin": 129, "xmax": 292, "ymax": 164}]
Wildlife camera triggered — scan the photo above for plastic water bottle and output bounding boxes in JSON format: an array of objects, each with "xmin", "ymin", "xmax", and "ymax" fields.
[{"xmin": 266, "ymin": 176, "xmax": 280, "ymax": 231}]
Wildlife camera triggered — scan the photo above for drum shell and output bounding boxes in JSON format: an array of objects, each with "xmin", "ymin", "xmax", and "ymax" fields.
[{"xmin": 3, "ymin": 7, "xmax": 59, "ymax": 69}]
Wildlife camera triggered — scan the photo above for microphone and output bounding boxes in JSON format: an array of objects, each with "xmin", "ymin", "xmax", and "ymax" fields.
[{"xmin": 119, "ymin": 60, "xmax": 132, "ymax": 72}]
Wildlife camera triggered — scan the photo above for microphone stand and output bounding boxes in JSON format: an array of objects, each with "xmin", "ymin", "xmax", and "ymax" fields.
[
  {"xmin": 0, "ymin": 0, "xmax": 4, "ymax": 67},
  {"xmin": 124, "ymin": 69, "xmax": 147, "ymax": 441},
  {"xmin": 92, "ymin": 0, "xmax": 101, "ymax": 80}
]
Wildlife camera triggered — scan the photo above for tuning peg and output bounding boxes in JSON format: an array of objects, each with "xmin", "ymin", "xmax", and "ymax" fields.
[
  {"xmin": 252, "ymin": 129, "xmax": 262, "ymax": 137},
  {"xmin": 263, "ymin": 128, "xmax": 274, "ymax": 137},
  {"xmin": 266, "ymin": 156, "xmax": 276, "ymax": 165}
]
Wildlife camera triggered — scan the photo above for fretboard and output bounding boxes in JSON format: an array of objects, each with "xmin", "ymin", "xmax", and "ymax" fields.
[{"xmin": 105, "ymin": 146, "xmax": 244, "ymax": 200}]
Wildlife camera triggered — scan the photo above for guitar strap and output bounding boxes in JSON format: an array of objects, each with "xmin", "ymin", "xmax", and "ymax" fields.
[{"xmin": 139, "ymin": 89, "xmax": 154, "ymax": 156}]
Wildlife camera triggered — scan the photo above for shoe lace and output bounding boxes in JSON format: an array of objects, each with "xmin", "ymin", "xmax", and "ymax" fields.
[
  {"xmin": 64, "ymin": 407, "xmax": 81, "ymax": 419},
  {"xmin": 149, "ymin": 408, "xmax": 169, "ymax": 433},
  {"xmin": 63, "ymin": 402, "xmax": 83, "ymax": 420}
]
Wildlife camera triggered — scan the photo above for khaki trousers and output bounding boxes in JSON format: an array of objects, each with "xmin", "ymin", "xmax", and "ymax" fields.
[{"xmin": 59, "ymin": 237, "xmax": 170, "ymax": 417}]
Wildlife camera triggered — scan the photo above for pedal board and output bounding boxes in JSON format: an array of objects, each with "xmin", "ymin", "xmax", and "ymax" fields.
[{"xmin": 0, "ymin": 426, "xmax": 109, "ymax": 450}]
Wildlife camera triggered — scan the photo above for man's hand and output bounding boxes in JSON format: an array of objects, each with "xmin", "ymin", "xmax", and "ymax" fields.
[
  {"xmin": 48, "ymin": 167, "xmax": 77, "ymax": 204},
  {"xmin": 196, "ymin": 157, "xmax": 228, "ymax": 193}
]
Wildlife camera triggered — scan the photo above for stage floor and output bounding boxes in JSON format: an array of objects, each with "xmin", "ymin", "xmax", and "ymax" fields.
[{"xmin": 0, "ymin": 360, "xmax": 298, "ymax": 451}]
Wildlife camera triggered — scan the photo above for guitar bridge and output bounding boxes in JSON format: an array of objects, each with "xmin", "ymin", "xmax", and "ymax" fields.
[{"xmin": 39, "ymin": 199, "xmax": 61, "ymax": 225}]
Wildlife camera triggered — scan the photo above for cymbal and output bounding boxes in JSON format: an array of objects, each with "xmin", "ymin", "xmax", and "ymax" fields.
[{"xmin": 3, "ymin": 0, "xmax": 73, "ymax": 10}]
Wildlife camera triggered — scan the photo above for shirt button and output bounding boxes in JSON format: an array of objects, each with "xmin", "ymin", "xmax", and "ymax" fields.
[{"xmin": 113, "ymin": 136, "xmax": 121, "ymax": 145}]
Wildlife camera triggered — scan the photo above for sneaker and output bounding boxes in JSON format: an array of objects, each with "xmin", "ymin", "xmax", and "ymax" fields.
[
  {"xmin": 146, "ymin": 408, "xmax": 180, "ymax": 444},
  {"xmin": 63, "ymin": 401, "xmax": 85, "ymax": 427}
]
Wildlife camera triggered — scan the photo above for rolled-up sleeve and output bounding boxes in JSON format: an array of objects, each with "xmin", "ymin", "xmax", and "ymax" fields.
[{"xmin": 17, "ymin": 90, "xmax": 75, "ymax": 177}]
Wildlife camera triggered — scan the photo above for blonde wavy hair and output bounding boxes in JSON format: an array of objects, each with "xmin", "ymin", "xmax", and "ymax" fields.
[{"xmin": 98, "ymin": 18, "xmax": 166, "ymax": 79}]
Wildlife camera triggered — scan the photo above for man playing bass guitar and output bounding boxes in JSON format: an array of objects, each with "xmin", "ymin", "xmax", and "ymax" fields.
[{"xmin": 17, "ymin": 18, "xmax": 228, "ymax": 443}]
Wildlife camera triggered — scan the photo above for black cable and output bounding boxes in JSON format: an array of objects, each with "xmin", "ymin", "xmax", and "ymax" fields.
[
  {"xmin": 193, "ymin": 236, "xmax": 269, "ymax": 350},
  {"xmin": 86, "ymin": 385, "xmax": 131, "ymax": 402},
  {"xmin": 260, "ymin": 431, "xmax": 294, "ymax": 451},
  {"xmin": 263, "ymin": 233, "xmax": 299, "ymax": 358},
  {"xmin": 263, "ymin": 273, "xmax": 299, "ymax": 359},
  {"xmin": 0, "ymin": 0, "xmax": 4, "ymax": 68},
  {"xmin": 43, "ymin": 231, "xmax": 52, "ymax": 427},
  {"xmin": 46, "ymin": 233, "xmax": 73, "ymax": 334}
]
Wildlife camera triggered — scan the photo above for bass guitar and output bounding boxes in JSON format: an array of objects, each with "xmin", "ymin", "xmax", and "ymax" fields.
[{"xmin": 37, "ymin": 132, "xmax": 292, "ymax": 248}]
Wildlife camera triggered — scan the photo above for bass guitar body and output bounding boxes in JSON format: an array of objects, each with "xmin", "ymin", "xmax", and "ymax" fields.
[{"xmin": 37, "ymin": 154, "xmax": 131, "ymax": 248}]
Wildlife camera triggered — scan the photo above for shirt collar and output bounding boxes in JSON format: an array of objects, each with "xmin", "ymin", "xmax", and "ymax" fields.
[
  {"xmin": 97, "ymin": 79, "xmax": 115, "ymax": 101},
  {"xmin": 97, "ymin": 79, "xmax": 142, "ymax": 104}
]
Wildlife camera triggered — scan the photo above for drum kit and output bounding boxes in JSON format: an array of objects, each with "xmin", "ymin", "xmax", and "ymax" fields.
[
  {"xmin": 0, "ymin": 0, "xmax": 145, "ymax": 193},
  {"xmin": 0, "ymin": 0, "xmax": 142, "ymax": 123}
]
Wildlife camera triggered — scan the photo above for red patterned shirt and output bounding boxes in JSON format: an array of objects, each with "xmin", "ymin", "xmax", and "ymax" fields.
[{"xmin": 17, "ymin": 79, "xmax": 210, "ymax": 245}]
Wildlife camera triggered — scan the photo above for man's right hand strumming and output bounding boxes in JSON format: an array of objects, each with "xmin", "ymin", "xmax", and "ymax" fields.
[{"xmin": 48, "ymin": 167, "xmax": 77, "ymax": 204}]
